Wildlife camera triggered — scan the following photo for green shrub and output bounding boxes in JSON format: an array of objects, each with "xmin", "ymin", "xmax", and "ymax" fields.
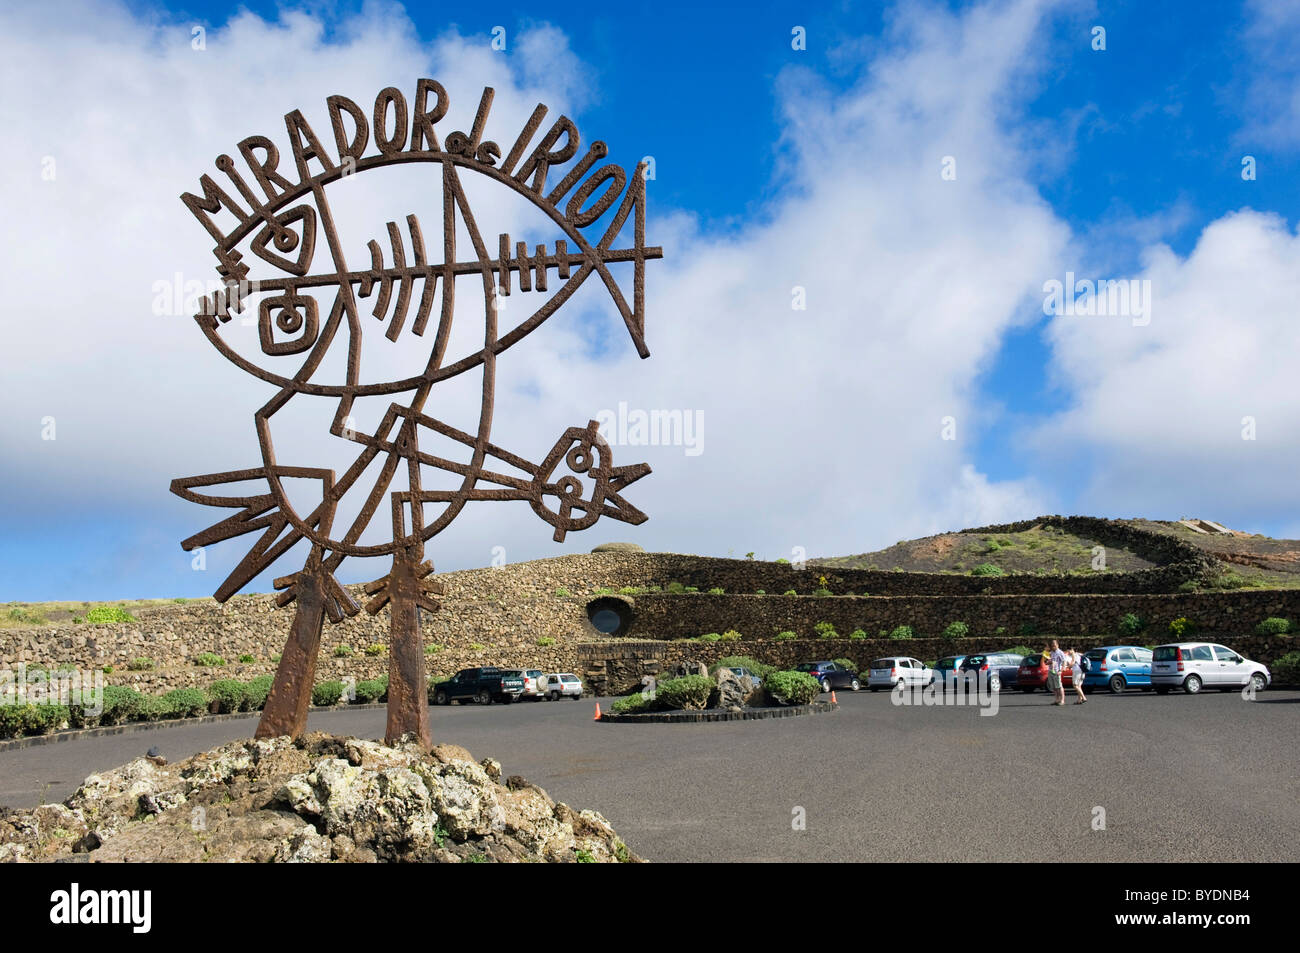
[
  {"xmin": 775, "ymin": 558, "xmax": 790, "ymax": 565},
  {"xmin": 764, "ymin": 670, "xmax": 821, "ymax": 705},
  {"xmin": 209, "ymin": 679, "xmax": 250, "ymax": 713},
  {"xmin": 813, "ymin": 621, "xmax": 837, "ymax": 639},
  {"xmin": 312, "ymin": 681, "xmax": 345, "ymax": 707},
  {"xmin": 1168, "ymin": 617, "xmax": 1194, "ymax": 639},
  {"xmin": 101, "ymin": 665, "xmax": 114, "ymax": 675},
  {"xmin": 849, "ymin": 628, "xmax": 867, "ymax": 640},
  {"xmin": 611, "ymin": 691, "xmax": 653, "ymax": 714},
  {"xmin": 666, "ymin": 582, "xmax": 686, "ymax": 594},
  {"xmin": 970, "ymin": 563, "xmax": 1004, "ymax": 577},
  {"xmin": 755, "ymin": 589, "xmax": 766, "ymax": 595},
  {"xmin": 705, "ymin": 587, "xmax": 725, "ymax": 596},
  {"xmin": 244, "ymin": 675, "xmax": 274, "ymax": 710},
  {"xmin": 95, "ymin": 686, "xmax": 143, "ymax": 725},
  {"xmin": 812, "ymin": 588, "xmax": 833, "ymax": 597},
  {"xmin": 1271, "ymin": 651, "xmax": 1300, "ymax": 685},
  {"xmin": 943, "ymin": 621, "xmax": 969, "ymax": 640},
  {"xmin": 1177, "ymin": 580, "xmax": 1199, "ymax": 593},
  {"xmin": 85, "ymin": 606, "xmax": 135, "ymax": 624},
  {"xmin": 193, "ymin": 652, "xmax": 226, "ymax": 667},
  {"xmin": 469, "ymin": 643, "xmax": 486, "ymax": 651},
  {"xmin": 684, "ymin": 586, "xmax": 699, "ymax": 593},
  {"xmin": 783, "ymin": 589, "xmax": 797, "ymax": 596},
  {"xmin": 127, "ymin": 657, "xmax": 154, "ymax": 671},
  {"xmin": 364, "ymin": 643, "xmax": 386, "ymax": 656},
  {"xmin": 425, "ymin": 644, "xmax": 443, "ymax": 655},
  {"xmin": 619, "ymin": 586, "xmax": 645, "ymax": 595},
  {"xmin": 161, "ymin": 688, "xmax": 209, "ymax": 719},
  {"xmin": 720, "ymin": 629, "xmax": 742, "ymax": 642},
  {"xmin": 237, "ymin": 654, "xmax": 256, "ymax": 664},
  {"xmin": 1117, "ymin": 613, "xmax": 1144, "ymax": 636},
  {"xmin": 888, "ymin": 625, "xmax": 914, "ymax": 640},
  {"xmin": 697, "ymin": 632, "xmax": 722, "ymax": 643},
  {"xmin": 1006, "ymin": 645, "xmax": 1034, "ymax": 657},
  {"xmin": 775, "ymin": 630, "xmax": 797, "ymax": 641},
  {"xmin": 832, "ymin": 658, "xmax": 857, "ymax": 674},
  {"xmin": 654, "ymin": 675, "xmax": 714, "ymax": 711},
  {"xmin": 1255, "ymin": 617, "xmax": 1292, "ymax": 637},
  {"xmin": 555, "ymin": 587, "xmax": 571, "ymax": 597},
  {"xmin": 536, "ymin": 636, "xmax": 557, "ymax": 647},
  {"xmin": 354, "ymin": 676, "xmax": 389, "ymax": 703},
  {"xmin": 333, "ymin": 645, "xmax": 353, "ymax": 658}
]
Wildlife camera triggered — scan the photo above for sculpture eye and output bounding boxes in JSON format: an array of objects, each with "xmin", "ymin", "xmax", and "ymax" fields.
[
  {"xmin": 258, "ymin": 291, "xmax": 319, "ymax": 355},
  {"xmin": 251, "ymin": 205, "xmax": 317, "ymax": 276}
]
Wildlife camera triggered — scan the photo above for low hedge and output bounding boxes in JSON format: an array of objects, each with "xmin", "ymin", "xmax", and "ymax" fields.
[
  {"xmin": 354, "ymin": 676, "xmax": 389, "ymax": 703},
  {"xmin": 654, "ymin": 675, "xmax": 714, "ymax": 711},
  {"xmin": 209, "ymin": 679, "xmax": 251, "ymax": 714},
  {"xmin": 1271, "ymin": 651, "xmax": 1300, "ymax": 685},
  {"xmin": 764, "ymin": 670, "xmax": 821, "ymax": 706},
  {"xmin": 611, "ymin": 691, "xmax": 654, "ymax": 714},
  {"xmin": 312, "ymin": 681, "xmax": 345, "ymax": 707}
]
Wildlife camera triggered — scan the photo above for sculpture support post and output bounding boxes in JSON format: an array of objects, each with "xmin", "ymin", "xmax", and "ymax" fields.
[
  {"xmin": 364, "ymin": 549, "xmax": 437, "ymax": 750},
  {"xmin": 256, "ymin": 567, "xmax": 328, "ymax": 739}
]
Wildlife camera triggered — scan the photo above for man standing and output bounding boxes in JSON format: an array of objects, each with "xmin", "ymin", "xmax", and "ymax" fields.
[{"xmin": 1048, "ymin": 639, "xmax": 1067, "ymax": 707}]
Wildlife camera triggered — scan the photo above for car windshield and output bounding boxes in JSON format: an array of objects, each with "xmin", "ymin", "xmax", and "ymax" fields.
[
  {"xmin": 795, "ymin": 663, "xmax": 816, "ymax": 672},
  {"xmin": 870, "ymin": 659, "xmax": 893, "ymax": 668},
  {"xmin": 1087, "ymin": 650, "xmax": 1108, "ymax": 661},
  {"xmin": 1020, "ymin": 656, "xmax": 1039, "ymax": 667},
  {"xmin": 1153, "ymin": 646, "xmax": 1178, "ymax": 661}
]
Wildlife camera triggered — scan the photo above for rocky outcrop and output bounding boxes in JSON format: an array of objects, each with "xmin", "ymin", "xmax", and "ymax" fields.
[{"xmin": 0, "ymin": 734, "xmax": 638, "ymax": 864}]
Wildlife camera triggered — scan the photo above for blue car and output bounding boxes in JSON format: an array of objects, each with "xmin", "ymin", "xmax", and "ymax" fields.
[{"xmin": 1083, "ymin": 645, "xmax": 1154, "ymax": 693}]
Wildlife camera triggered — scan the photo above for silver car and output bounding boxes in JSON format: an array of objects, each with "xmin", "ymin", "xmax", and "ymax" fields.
[
  {"xmin": 1151, "ymin": 642, "xmax": 1270, "ymax": 695},
  {"xmin": 543, "ymin": 673, "xmax": 585, "ymax": 700}
]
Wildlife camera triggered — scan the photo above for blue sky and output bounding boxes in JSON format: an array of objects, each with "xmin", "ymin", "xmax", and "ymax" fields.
[{"xmin": 2, "ymin": 0, "xmax": 1299, "ymax": 600}]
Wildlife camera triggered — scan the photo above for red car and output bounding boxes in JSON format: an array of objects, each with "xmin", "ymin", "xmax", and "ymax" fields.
[{"xmin": 1015, "ymin": 654, "xmax": 1075, "ymax": 693}]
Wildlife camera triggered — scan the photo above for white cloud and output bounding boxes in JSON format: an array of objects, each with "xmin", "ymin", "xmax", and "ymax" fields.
[
  {"xmin": 1, "ymin": 0, "xmax": 1071, "ymax": 597},
  {"xmin": 1032, "ymin": 208, "xmax": 1300, "ymax": 526}
]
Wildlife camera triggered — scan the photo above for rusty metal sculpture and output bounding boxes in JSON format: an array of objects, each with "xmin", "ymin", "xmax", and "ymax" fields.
[{"xmin": 171, "ymin": 80, "xmax": 660, "ymax": 749}]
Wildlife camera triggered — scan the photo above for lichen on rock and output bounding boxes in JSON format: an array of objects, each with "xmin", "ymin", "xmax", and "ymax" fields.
[{"xmin": 0, "ymin": 732, "xmax": 639, "ymax": 863}]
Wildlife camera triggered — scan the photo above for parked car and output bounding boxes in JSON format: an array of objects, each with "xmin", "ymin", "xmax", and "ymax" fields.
[
  {"xmin": 1151, "ymin": 643, "xmax": 1271, "ymax": 695},
  {"xmin": 510, "ymin": 668, "xmax": 547, "ymax": 700},
  {"xmin": 957, "ymin": 652, "xmax": 1023, "ymax": 692},
  {"xmin": 432, "ymin": 667, "xmax": 526, "ymax": 705},
  {"xmin": 867, "ymin": 657, "xmax": 932, "ymax": 691},
  {"xmin": 1083, "ymin": 646, "xmax": 1153, "ymax": 694},
  {"xmin": 542, "ymin": 673, "xmax": 585, "ymax": 700},
  {"xmin": 1016, "ymin": 652, "xmax": 1077, "ymax": 693},
  {"xmin": 795, "ymin": 661, "xmax": 860, "ymax": 692},
  {"xmin": 930, "ymin": 655, "xmax": 966, "ymax": 691}
]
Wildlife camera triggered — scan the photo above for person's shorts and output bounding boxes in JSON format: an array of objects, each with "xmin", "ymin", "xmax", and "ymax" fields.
[
  {"xmin": 1072, "ymin": 668, "xmax": 1083, "ymax": 684},
  {"xmin": 1047, "ymin": 672, "xmax": 1061, "ymax": 692}
]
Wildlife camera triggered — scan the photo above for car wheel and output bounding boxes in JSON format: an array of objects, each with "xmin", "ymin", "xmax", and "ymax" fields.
[
  {"xmin": 819, "ymin": 680, "xmax": 830, "ymax": 693},
  {"xmin": 434, "ymin": 691, "xmax": 448, "ymax": 706},
  {"xmin": 989, "ymin": 676, "xmax": 1001, "ymax": 693},
  {"xmin": 1108, "ymin": 675, "xmax": 1126, "ymax": 694},
  {"xmin": 1183, "ymin": 675, "xmax": 1202, "ymax": 695},
  {"xmin": 477, "ymin": 690, "xmax": 492, "ymax": 705},
  {"xmin": 548, "ymin": 691, "xmax": 559, "ymax": 701},
  {"xmin": 850, "ymin": 679, "xmax": 861, "ymax": 692},
  {"xmin": 1249, "ymin": 672, "xmax": 1267, "ymax": 693}
]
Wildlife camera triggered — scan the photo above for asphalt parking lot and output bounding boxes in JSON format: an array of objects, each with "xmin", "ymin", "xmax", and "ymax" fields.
[{"xmin": 2, "ymin": 687, "xmax": 1297, "ymax": 862}]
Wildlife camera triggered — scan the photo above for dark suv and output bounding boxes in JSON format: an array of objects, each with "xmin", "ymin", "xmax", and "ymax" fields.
[
  {"xmin": 432, "ymin": 667, "xmax": 526, "ymax": 705},
  {"xmin": 795, "ymin": 661, "xmax": 860, "ymax": 692},
  {"xmin": 957, "ymin": 652, "xmax": 1022, "ymax": 693}
]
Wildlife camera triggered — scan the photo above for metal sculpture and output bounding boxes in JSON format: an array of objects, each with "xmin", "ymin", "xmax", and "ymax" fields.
[{"xmin": 171, "ymin": 80, "xmax": 660, "ymax": 748}]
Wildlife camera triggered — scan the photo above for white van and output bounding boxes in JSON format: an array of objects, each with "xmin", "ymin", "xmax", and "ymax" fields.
[
  {"xmin": 867, "ymin": 657, "xmax": 931, "ymax": 691},
  {"xmin": 1150, "ymin": 642, "xmax": 1270, "ymax": 695}
]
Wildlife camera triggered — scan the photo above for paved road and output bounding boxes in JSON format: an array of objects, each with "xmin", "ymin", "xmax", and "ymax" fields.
[{"xmin": 2, "ymin": 688, "xmax": 1297, "ymax": 862}]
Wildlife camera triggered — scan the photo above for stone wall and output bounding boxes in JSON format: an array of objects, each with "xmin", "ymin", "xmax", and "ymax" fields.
[
  {"xmin": 3, "ymin": 547, "xmax": 1297, "ymax": 698},
  {"xmin": 628, "ymin": 591, "xmax": 1300, "ymax": 644}
]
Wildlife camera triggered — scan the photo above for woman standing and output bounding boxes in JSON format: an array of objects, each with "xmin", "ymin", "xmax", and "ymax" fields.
[{"xmin": 1066, "ymin": 648, "xmax": 1087, "ymax": 704}]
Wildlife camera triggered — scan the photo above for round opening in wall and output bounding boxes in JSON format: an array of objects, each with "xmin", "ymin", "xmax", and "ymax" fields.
[{"xmin": 586, "ymin": 596, "xmax": 633, "ymax": 636}]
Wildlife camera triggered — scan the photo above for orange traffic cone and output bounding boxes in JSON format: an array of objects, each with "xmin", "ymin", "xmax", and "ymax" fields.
[
  {"xmin": 594, "ymin": 702, "xmax": 602, "ymax": 721},
  {"xmin": 830, "ymin": 691, "xmax": 838, "ymax": 704}
]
